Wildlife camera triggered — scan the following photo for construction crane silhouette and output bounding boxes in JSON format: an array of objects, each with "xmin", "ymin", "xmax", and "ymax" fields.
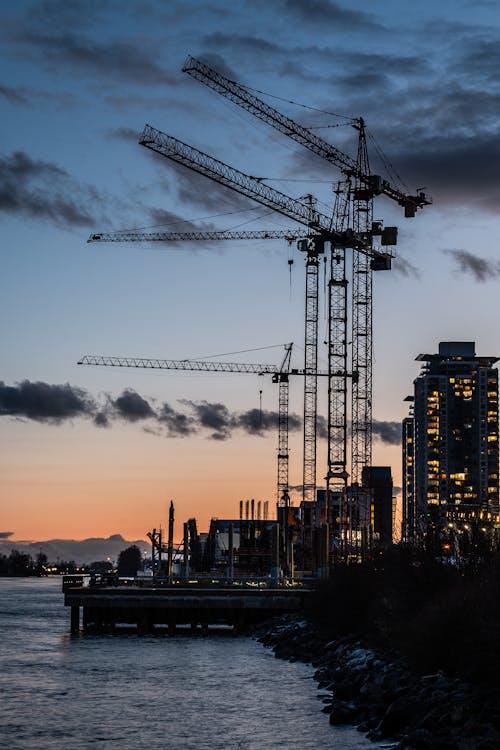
[
  {"xmin": 88, "ymin": 56, "xmax": 429, "ymax": 526},
  {"xmin": 78, "ymin": 345, "xmax": 331, "ymax": 512},
  {"xmin": 88, "ymin": 131, "xmax": 372, "ymax": 506},
  {"xmin": 182, "ymin": 56, "xmax": 430, "ymax": 218},
  {"xmin": 180, "ymin": 55, "xmax": 430, "ymax": 488}
]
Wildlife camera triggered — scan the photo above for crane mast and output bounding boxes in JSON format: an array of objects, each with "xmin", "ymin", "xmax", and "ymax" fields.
[
  {"xmin": 327, "ymin": 182, "xmax": 350, "ymax": 491},
  {"xmin": 274, "ymin": 343, "xmax": 293, "ymax": 508},
  {"xmin": 351, "ymin": 119, "xmax": 373, "ymax": 485}
]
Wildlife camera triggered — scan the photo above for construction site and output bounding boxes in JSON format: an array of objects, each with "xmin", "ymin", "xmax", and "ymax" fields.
[{"xmin": 78, "ymin": 55, "xmax": 431, "ymax": 583}]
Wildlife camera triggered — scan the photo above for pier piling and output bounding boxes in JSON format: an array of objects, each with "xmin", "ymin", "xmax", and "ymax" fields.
[{"xmin": 70, "ymin": 605, "xmax": 80, "ymax": 634}]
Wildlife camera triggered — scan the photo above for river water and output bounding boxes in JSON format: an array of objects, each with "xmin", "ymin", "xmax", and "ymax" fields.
[{"xmin": 0, "ymin": 578, "xmax": 382, "ymax": 749}]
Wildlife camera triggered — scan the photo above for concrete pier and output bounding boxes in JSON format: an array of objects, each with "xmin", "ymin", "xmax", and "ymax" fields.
[{"xmin": 63, "ymin": 580, "xmax": 310, "ymax": 634}]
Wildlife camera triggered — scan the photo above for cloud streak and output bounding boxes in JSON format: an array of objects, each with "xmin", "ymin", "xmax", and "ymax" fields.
[
  {"xmin": 444, "ymin": 249, "xmax": 500, "ymax": 282},
  {"xmin": 0, "ymin": 84, "xmax": 29, "ymax": 105},
  {"xmin": 0, "ymin": 151, "xmax": 102, "ymax": 228},
  {"xmin": 392, "ymin": 255, "xmax": 420, "ymax": 279},
  {"xmin": 372, "ymin": 420, "xmax": 401, "ymax": 446},
  {"xmin": 0, "ymin": 380, "xmax": 96, "ymax": 424},
  {"xmin": 280, "ymin": 0, "xmax": 383, "ymax": 30},
  {"xmin": 18, "ymin": 31, "xmax": 177, "ymax": 86},
  {"xmin": 0, "ymin": 379, "xmax": 302, "ymax": 440}
]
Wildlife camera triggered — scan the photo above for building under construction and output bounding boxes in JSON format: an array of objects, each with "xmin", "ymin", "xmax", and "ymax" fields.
[{"xmin": 148, "ymin": 474, "xmax": 394, "ymax": 582}]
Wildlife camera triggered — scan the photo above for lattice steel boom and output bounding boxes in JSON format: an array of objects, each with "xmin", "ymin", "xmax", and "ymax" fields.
[
  {"xmin": 182, "ymin": 55, "xmax": 431, "ymax": 217},
  {"xmin": 78, "ymin": 350, "xmax": 329, "ymax": 505},
  {"xmin": 88, "ymin": 230, "xmax": 306, "ymax": 244},
  {"xmin": 140, "ymin": 124, "xmax": 333, "ymax": 232}
]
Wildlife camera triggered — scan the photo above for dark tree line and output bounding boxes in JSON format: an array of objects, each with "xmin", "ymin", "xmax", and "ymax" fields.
[
  {"xmin": 0, "ymin": 550, "xmax": 80, "ymax": 576},
  {"xmin": 0, "ymin": 544, "xmax": 144, "ymax": 577},
  {"xmin": 0, "ymin": 550, "xmax": 48, "ymax": 576}
]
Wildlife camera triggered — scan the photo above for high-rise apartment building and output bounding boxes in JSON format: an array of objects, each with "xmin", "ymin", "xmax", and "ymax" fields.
[{"xmin": 403, "ymin": 342, "xmax": 499, "ymax": 538}]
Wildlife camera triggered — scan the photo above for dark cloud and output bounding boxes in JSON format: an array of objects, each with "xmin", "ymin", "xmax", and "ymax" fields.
[
  {"xmin": 191, "ymin": 33, "xmax": 497, "ymax": 214},
  {"xmin": 287, "ymin": 107, "xmax": 500, "ymax": 215},
  {"xmin": 235, "ymin": 408, "xmax": 302, "ymax": 436},
  {"xmin": 392, "ymin": 255, "xmax": 420, "ymax": 279},
  {"xmin": 24, "ymin": 0, "xmax": 110, "ymax": 32},
  {"xmin": 0, "ymin": 84, "xmax": 28, "ymax": 105},
  {"xmin": 456, "ymin": 37, "xmax": 500, "ymax": 87},
  {"xmin": 149, "ymin": 158, "xmax": 253, "ymax": 215},
  {"xmin": 176, "ymin": 399, "xmax": 301, "ymax": 440},
  {"xmin": 176, "ymin": 172, "xmax": 252, "ymax": 214},
  {"xmin": 0, "ymin": 532, "xmax": 14, "ymax": 539},
  {"xmin": 0, "ymin": 83, "xmax": 75, "ymax": 109},
  {"xmin": 372, "ymin": 420, "xmax": 401, "ymax": 445},
  {"xmin": 444, "ymin": 249, "xmax": 500, "ymax": 282},
  {"xmin": 386, "ymin": 132, "xmax": 500, "ymax": 212},
  {"xmin": 93, "ymin": 412, "xmax": 109, "ymax": 428},
  {"xmin": 157, "ymin": 402, "xmax": 196, "ymax": 437},
  {"xmin": 317, "ymin": 415, "xmax": 328, "ymax": 440},
  {"xmin": 0, "ymin": 378, "xmax": 298, "ymax": 440},
  {"xmin": 108, "ymin": 127, "xmax": 140, "ymax": 144},
  {"xmin": 331, "ymin": 50, "xmax": 430, "ymax": 91},
  {"xmin": 111, "ymin": 389, "xmax": 155, "ymax": 421},
  {"xmin": 202, "ymin": 33, "xmax": 282, "ymax": 59},
  {"xmin": 0, "ymin": 380, "xmax": 95, "ymax": 423},
  {"xmin": 146, "ymin": 207, "xmax": 218, "ymax": 233},
  {"xmin": 280, "ymin": 0, "xmax": 383, "ymax": 30},
  {"xmin": 0, "ymin": 151, "xmax": 100, "ymax": 227},
  {"xmin": 188, "ymin": 52, "xmax": 238, "ymax": 81},
  {"xmin": 236, "ymin": 408, "xmax": 277, "ymax": 435},
  {"xmin": 19, "ymin": 31, "xmax": 177, "ymax": 86},
  {"xmin": 182, "ymin": 399, "xmax": 232, "ymax": 440}
]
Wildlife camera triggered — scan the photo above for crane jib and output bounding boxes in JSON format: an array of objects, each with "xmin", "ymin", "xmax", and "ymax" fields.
[{"xmin": 182, "ymin": 55, "xmax": 431, "ymax": 214}]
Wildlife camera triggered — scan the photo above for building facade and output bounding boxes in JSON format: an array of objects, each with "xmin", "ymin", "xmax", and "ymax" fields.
[
  {"xmin": 403, "ymin": 342, "xmax": 499, "ymax": 538},
  {"xmin": 362, "ymin": 466, "xmax": 394, "ymax": 546}
]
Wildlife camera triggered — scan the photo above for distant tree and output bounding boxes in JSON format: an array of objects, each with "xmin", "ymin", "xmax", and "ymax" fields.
[
  {"xmin": 58, "ymin": 560, "xmax": 77, "ymax": 574},
  {"xmin": 89, "ymin": 560, "xmax": 114, "ymax": 574},
  {"xmin": 0, "ymin": 554, "xmax": 8, "ymax": 576},
  {"xmin": 8, "ymin": 550, "xmax": 35, "ymax": 576},
  {"xmin": 36, "ymin": 552, "xmax": 48, "ymax": 576},
  {"xmin": 117, "ymin": 545, "xmax": 143, "ymax": 576}
]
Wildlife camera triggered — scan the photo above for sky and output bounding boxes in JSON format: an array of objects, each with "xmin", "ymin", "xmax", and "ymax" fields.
[{"xmin": 1, "ymin": 0, "xmax": 500, "ymax": 542}]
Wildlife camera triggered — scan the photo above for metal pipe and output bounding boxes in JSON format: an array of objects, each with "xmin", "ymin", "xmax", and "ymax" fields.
[{"xmin": 228, "ymin": 523, "xmax": 234, "ymax": 580}]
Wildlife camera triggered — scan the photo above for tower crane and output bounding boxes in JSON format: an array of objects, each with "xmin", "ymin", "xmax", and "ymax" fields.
[
  {"xmin": 180, "ymin": 55, "xmax": 430, "ymax": 488},
  {"xmin": 78, "ymin": 346, "xmax": 330, "ymax": 511},
  {"xmin": 182, "ymin": 55, "xmax": 431, "ymax": 218},
  {"xmin": 89, "ymin": 127, "xmax": 374, "ymax": 505}
]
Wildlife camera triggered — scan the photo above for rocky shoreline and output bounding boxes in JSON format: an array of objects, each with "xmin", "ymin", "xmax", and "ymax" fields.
[{"xmin": 256, "ymin": 615, "xmax": 500, "ymax": 750}]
